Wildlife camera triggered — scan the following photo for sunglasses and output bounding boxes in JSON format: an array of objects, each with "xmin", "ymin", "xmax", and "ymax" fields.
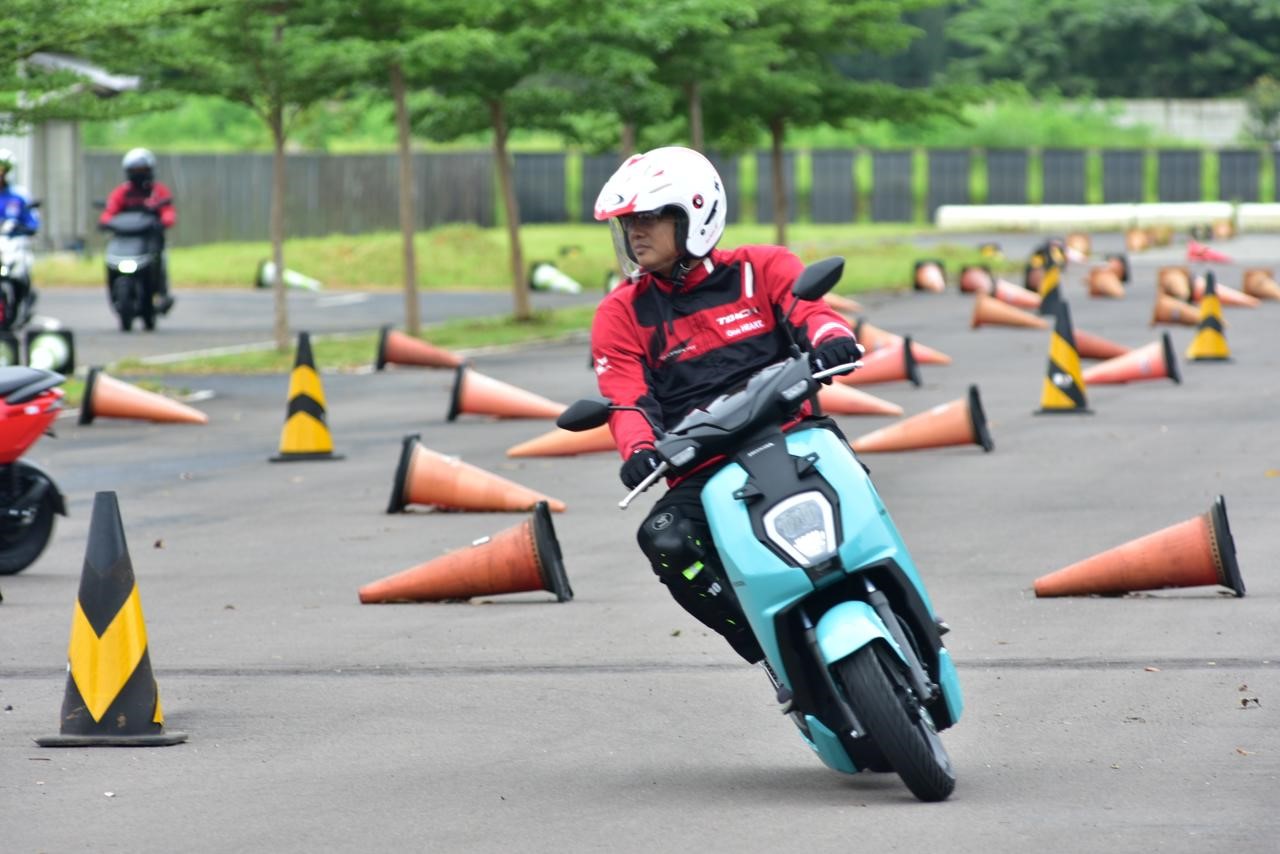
[{"xmin": 620, "ymin": 210, "xmax": 674, "ymax": 230}]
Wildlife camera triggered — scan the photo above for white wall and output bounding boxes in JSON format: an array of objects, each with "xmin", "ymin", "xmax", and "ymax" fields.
[{"xmin": 1108, "ymin": 99, "xmax": 1253, "ymax": 147}]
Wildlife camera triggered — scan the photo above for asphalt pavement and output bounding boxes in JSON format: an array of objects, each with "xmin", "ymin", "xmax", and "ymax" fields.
[{"xmin": 1, "ymin": 232, "xmax": 1277, "ymax": 852}]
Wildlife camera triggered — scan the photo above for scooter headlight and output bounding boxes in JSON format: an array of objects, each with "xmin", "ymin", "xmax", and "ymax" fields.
[
  {"xmin": 117, "ymin": 259, "xmax": 138, "ymax": 274},
  {"xmin": 763, "ymin": 491, "xmax": 837, "ymax": 567}
]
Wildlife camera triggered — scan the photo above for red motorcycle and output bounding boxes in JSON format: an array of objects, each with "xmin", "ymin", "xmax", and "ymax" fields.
[{"xmin": 0, "ymin": 366, "xmax": 67, "ymax": 574}]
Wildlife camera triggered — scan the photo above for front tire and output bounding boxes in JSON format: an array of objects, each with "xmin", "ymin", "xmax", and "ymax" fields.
[
  {"xmin": 0, "ymin": 465, "xmax": 59, "ymax": 575},
  {"xmin": 837, "ymin": 644, "xmax": 956, "ymax": 802},
  {"xmin": 112, "ymin": 276, "xmax": 136, "ymax": 332}
]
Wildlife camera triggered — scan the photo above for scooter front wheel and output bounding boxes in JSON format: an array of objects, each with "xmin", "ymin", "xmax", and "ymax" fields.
[
  {"xmin": 837, "ymin": 644, "xmax": 956, "ymax": 802},
  {"xmin": 0, "ymin": 465, "xmax": 58, "ymax": 575}
]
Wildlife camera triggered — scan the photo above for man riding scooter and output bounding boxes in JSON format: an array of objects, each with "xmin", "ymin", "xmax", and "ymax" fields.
[
  {"xmin": 0, "ymin": 148, "xmax": 41, "ymax": 328},
  {"xmin": 99, "ymin": 148, "xmax": 177, "ymax": 315}
]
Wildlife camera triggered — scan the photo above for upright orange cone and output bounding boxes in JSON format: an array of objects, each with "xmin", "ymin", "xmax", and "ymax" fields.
[
  {"xmin": 1087, "ymin": 266, "xmax": 1125, "ymax": 298},
  {"xmin": 359, "ymin": 502, "xmax": 573, "ymax": 603},
  {"xmin": 78, "ymin": 368, "xmax": 208, "ymax": 426},
  {"xmin": 1082, "ymin": 332, "xmax": 1181, "ymax": 385},
  {"xmin": 36, "ymin": 492, "xmax": 187, "ymax": 747},
  {"xmin": 817, "ymin": 383, "xmax": 904, "ymax": 417},
  {"xmin": 971, "ymin": 291, "xmax": 1050, "ymax": 330},
  {"xmin": 1151, "ymin": 293, "xmax": 1200, "ymax": 326},
  {"xmin": 850, "ymin": 385, "xmax": 994, "ymax": 453},
  {"xmin": 374, "ymin": 326, "xmax": 464, "ymax": 370},
  {"xmin": 1034, "ymin": 496, "xmax": 1244, "ymax": 597},
  {"xmin": 836, "ymin": 337, "xmax": 920, "ymax": 386},
  {"xmin": 507, "ymin": 423, "xmax": 616, "ymax": 457},
  {"xmin": 1186, "ymin": 271, "xmax": 1231, "ymax": 361},
  {"xmin": 270, "ymin": 332, "xmax": 341, "ymax": 461},
  {"xmin": 446, "ymin": 365, "xmax": 567, "ymax": 421},
  {"xmin": 823, "ymin": 292, "xmax": 864, "ymax": 313},
  {"xmin": 1037, "ymin": 301, "xmax": 1090, "ymax": 414},
  {"xmin": 1072, "ymin": 328, "xmax": 1131, "ymax": 360},
  {"xmin": 991, "ymin": 277, "xmax": 1042, "ymax": 310},
  {"xmin": 853, "ymin": 319, "xmax": 952, "ymax": 365},
  {"xmin": 387, "ymin": 434, "xmax": 566, "ymax": 513},
  {"xmin": 1242, "ymin": 269, "xmax": 1280, "ymax": 301},
  {"xmin": 1191, "ymin": 276, "xmax": 1260, "ymax": 308},
  {"xmin": 913, "ymin": 260, "xmax": 946, "ymax": 293}
]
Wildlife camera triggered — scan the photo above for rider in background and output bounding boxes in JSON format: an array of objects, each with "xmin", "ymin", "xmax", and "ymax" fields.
[
  {"xmin": 0, "ymin": 148, "xmax": 41, "ymax": 314},
  {"xmin": 590, "ymin": 146, "xmax": 862, "ymax": 708},
  {"xmin": 100, "ymin": 148, "xmax": 177, "ymax": 314}
]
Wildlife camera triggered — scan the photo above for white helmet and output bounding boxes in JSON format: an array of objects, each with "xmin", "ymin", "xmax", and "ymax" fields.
[
  {"xmin": 0, "ymin": 148, "xmax": 14, "ymax": 175},
  {"xmin": 122, "ymin": 147, "xmax": 156, "ymax": 172},
  {"xmin": 594, "ymin": 146, "xmax": 727, "ymax": 278}
]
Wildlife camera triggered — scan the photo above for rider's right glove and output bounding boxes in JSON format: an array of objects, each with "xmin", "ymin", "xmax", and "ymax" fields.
[
  {"xmin": 809, "ymin": 336, "xmax": 863, "ymax": 384},
  {"xmin": 620, "ymin": 447, "xmax": 661, "ymax": 489}
]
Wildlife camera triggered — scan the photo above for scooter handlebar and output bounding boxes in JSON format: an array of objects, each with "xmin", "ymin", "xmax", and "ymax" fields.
[{"xmin": 618, "ymin": 461, "xmax": 670, "ymax": 510}]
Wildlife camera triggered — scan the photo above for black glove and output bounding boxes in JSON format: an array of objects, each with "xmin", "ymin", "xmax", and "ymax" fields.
[
  {"xmin": 809, "ymin": 336, "xmax": 862, "ymax": 382},
  {"xmin": 620, "ymin": 448, "xmax": 661, "ymax": 490}
]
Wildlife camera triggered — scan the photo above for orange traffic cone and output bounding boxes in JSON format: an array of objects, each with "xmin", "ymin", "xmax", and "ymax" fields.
[
  {"xmin": 850, "ymin": 385, "xmax": 994, "ymax": 453},
  {"xmin": 387, "ymin": 434, "xmax": 566, "ymax": 513},
  {"xmin": 836, "ymin": 337, "xmax": 920, "ymax": 386},
  {"xmin": 1242, "ymin": 269, "xmax": 1280, "ymax": 301},
  {"xmin": 1125, "ymin": 228, "xmax": 1150, "ymax": 253},
  {"xmin": 1033, "ymin": 496, "xmax": 1244, "ymax": 597},
  {"xmin": 359, "ymin": 502, "xmax": 573, "ymax": 603},
  {"xmin": 1087, "ymin": 266, "xmax": 1125, "ymax": 298},
  {"xmin": 1186, "ymin": 272, "xmax": 1231, "ymax": 361},
  {"xmin": 446, "ymin": 365, "xmax": 567, "ymax": 421},
  {"xmin": 78, "ymin": 368, "xmax": 208, "ymax": 426},
  {"xmin": 1157, "ymin": 267, "xmax": 1193, "ymax": 301},
  {"xmin": 959, "ymin": 265, "xmax": 993, "ymax": 295},
  {"xmin": 992, "ymin": 277, "xmax": 1042, "ymax": 310},
  {"xmin": 1187, "ymin": 239, "xmax": 1231, "ymax": 263},
  {"xmin": 913, "ymin": 260, "xmax": 946, "ymax": 293},
  {"xmin": 507, "ymin": 423, "xmax": 616, "ymax": 458},
  {"xmin": 36, "ymin": 492, "xmax": 187, "ymax": 747},
  {"xmin": 1073, "ymin": 328, "xmax": 1131, "ymax": 361},
  {"xmin": 1037, "ymin": 301, "xmax": 1090, "ymax": 414},
  {"xmin": 853, "ymin": 319, "xmax": 952, "ymax": 365},
  {"xmin": 817, "ymin": 383, "xmax": 904, "ymax": 417},
  {"xmin": 1191, "ymin": 276, "xmax": 1260, "ymax": 309},
  {"xmin": 1151, "ymin": 293, "xmax": 1201, "ymax": 326},
  {"xmin": 971, "ymin": 291, "xmax": 1050, "ymax": 330},
  {"xmin": 375, "ymin": 326, "xmax": 464, "ymax": 370},
  {"xmin": 1082, "ymin": 332, "xmax": 1181, "ymax": 385},
  {"xmin": 1105, "ymin": 253, "xmax": 1130, "ymax": 284},
  {"xmin": 823, "ymin": 292, "xmax": 864, "ymax": 314},
  {"xmin": 1065, "ymin": 232, "xmax": 1091, "ymax": 261}
]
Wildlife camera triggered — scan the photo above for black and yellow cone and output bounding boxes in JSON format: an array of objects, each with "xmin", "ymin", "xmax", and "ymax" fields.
[
  {"xmin": 270, "ymin": 331, "xmax": 343, "ymax": 462},
  {"xmin": 36, "ymin": 492, "xmax": 187, "ymax": 747},
  {"xmin": 1037, "ymin": 300, "xmax": 1091, "ymax": 414},
  {"xmin": 1186, "ymin": 271, "xmax": 1231, "ymax": 361},
  {"xmin": 1037, "ymin": 263, "xmax": 1063, "ymax": 318}
]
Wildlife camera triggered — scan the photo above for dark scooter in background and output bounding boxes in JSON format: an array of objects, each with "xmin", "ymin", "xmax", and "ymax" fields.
[{"xmin": 95, "ymin": 200, "xmax": 169, "ymax": 332}]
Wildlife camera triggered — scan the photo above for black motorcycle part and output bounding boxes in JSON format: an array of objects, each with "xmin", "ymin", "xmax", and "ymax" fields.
[{"xmin": 0, "ymin": 461, "xmax": 61, "ymax": 575}]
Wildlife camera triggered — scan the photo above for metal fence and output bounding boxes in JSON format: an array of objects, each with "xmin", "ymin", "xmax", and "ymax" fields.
[{"xmin": 82, "ymin": 147, "xmax": 1277, "ymax": 247}]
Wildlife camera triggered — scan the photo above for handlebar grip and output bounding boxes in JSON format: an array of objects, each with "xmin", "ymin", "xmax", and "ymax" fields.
[{"xmin": 619, "ymin": 461, "xmax": 670, "ymax": 509}]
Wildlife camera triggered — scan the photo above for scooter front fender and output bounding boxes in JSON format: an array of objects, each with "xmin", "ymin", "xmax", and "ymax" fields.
[{"xmin": 814, "ymin": 600, "xmax": 904, "ymax": 666}]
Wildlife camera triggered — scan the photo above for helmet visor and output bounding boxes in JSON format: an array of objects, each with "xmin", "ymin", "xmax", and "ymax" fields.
[{"xmin": 608, "ymin": 218, "xmax": 641, "ymax": 280}]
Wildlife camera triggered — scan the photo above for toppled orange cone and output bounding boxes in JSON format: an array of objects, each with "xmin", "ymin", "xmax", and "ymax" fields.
[
  {"xmin": 1187, "ymin": 240, "xmax": 1231, "ymax": 263},
  {"xmin": 1157, "ymin": 267, "xmax": 1193, "ymax": 301},
  {"xmin": 853, "ymin": 319, "xmax": 952, "ymax": 365},
  {"xmin": 1082, "ymin": 332, "xmax": 1181, "ymax": 385},
  {"xmin": 375, "ymin": 326, "xmax": 464, "ymax": 370},
  {"xmin": 850, "ymin": 385, "xmax": 994, "ymax": 453},
  {"xmin": 817, "ymin": 383, "xmax": 904, "ymax": 417},
  {"xmin": 1151, "ymin": 293, "xmax": 1200, "ymax": 327},
  {"xmin": 507, "ymin": 423, "xmax": 615, "ymax": 458},
  {"xmin": 972, "ymin": 291, "xmax": 1049, "ymax": 330},
  {"xmin": 1125, "ymin": 228, "xmax": 1150, "ymax": 252},
  {"xmin": 1073, "ymin": 328, "xmax": 1131, "ymax": 361},
  {"xmin": 1191, "ymin": 276, "xmax": 1260, "ymax": 309},
  {"xmin": 959, "ymin": 265, "xmax": 993, "ymax": 295},
  {"xmin": 387, "ymin": 434, "xmax": 566, "ymax": 513},
  {"xmin": 836, "ymin": 337, "xmax": 920, "ymax": 386},
  {"xmin": 992, "ymin": 278, "xmax": 1042, "ymax": 311},
  {"xmin": 1087, "ymin": 266, "xmax": 1125, "ymax": 298},
  {"xmin": 1242, "ymin": 269, "xmax": 1280, "ymax": 301},
  {"xmin": 359, "ymin": 502, "xmax": 573, "ymax": 603},
  {"xmin": 1034, "ymin": 496, "xmax": 1244, "ymax": 597},
  {"xmin": 823, "ymin": 292, "xmax": 864, "ymax": 314},
  {"xmin": 913, "ymin": 260, "xmax": 946, "ymax": 293},
  {"xmin": 78, "ymin": 368, "xmax": 208, "ymax": 426},
  {"xmin": 447, "ymin": 365, "xmax": 567, "ymax": 421}
]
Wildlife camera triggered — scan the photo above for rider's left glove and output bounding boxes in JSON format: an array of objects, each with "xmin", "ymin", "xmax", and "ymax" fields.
[{"xmin": 809, "ymin": 336, "xmax": 863, "ymax": 383}]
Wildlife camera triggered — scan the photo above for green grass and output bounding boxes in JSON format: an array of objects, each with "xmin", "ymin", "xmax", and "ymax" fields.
[{"xmin": 37, "ymin": 222, "xmax": 997, "ymax": 295}]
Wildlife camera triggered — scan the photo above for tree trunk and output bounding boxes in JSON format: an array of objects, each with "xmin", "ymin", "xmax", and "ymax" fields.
[
  {"xmin": 770, "ymin": 118, "xmax": 787, "ymax": 247},
  {"xmin": 490, "ymin": 99, "xmax": 530, "ymax": 321},
  {"xmin": 390, "ymin": 61, "xmax": 420, "ymax": 336},
  {"xmin": 620, "ymin": 121, "xmax": 636, "ymax": 157},
  {"xmin": 686, "ymin": 80, "xmax": 704, "ymax": 152},
  {"xmin": 270, "ymin": 102, "xmax": 289, "ymax": 352}
]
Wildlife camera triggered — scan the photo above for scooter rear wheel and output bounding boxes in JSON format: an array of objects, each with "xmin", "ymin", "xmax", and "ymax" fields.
[
  {"xmin": 0, "ymin": 464, "xmax": 58, "ymax": 575},
  {"xmin": 837, "ymin": 644, "xmax": 956, "ymax": 802}
]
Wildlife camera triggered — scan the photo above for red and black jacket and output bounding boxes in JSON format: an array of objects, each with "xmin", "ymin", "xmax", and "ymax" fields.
[
  {"xmin": 100, "ymin": 181, "xmax": 176, "ymax": 229},
  {"xmin": 591, "ymin": 244, "xmax": 856, "ymax": 461}
]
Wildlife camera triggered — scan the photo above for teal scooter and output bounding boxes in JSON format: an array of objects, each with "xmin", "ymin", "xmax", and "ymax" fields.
[{"xmin": 559, "ymin": 257, "xmax": 962, "ymax": 802}]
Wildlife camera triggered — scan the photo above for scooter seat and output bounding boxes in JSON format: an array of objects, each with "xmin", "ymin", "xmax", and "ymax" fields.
[{"xmin": 0, "ymin": 366, "xmax": 62, "ymax": 403}]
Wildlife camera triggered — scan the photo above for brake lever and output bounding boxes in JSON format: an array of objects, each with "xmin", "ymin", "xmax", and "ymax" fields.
[
  {"xmin": 813, "ymin": 360, "xmax": 862, "ymax": 381},
  {"xmin": 619, "ymin": 461, "xmax": 670, "ymax": 510}
]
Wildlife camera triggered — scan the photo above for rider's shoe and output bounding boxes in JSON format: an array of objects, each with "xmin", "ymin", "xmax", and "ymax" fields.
[
  {"xmin": 759, "ymin": 659, "xmax": 794, "ymax": 714},
  {"xmin": 157, "ymin": 295, "xmax": 175, "ymax": 315}
]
